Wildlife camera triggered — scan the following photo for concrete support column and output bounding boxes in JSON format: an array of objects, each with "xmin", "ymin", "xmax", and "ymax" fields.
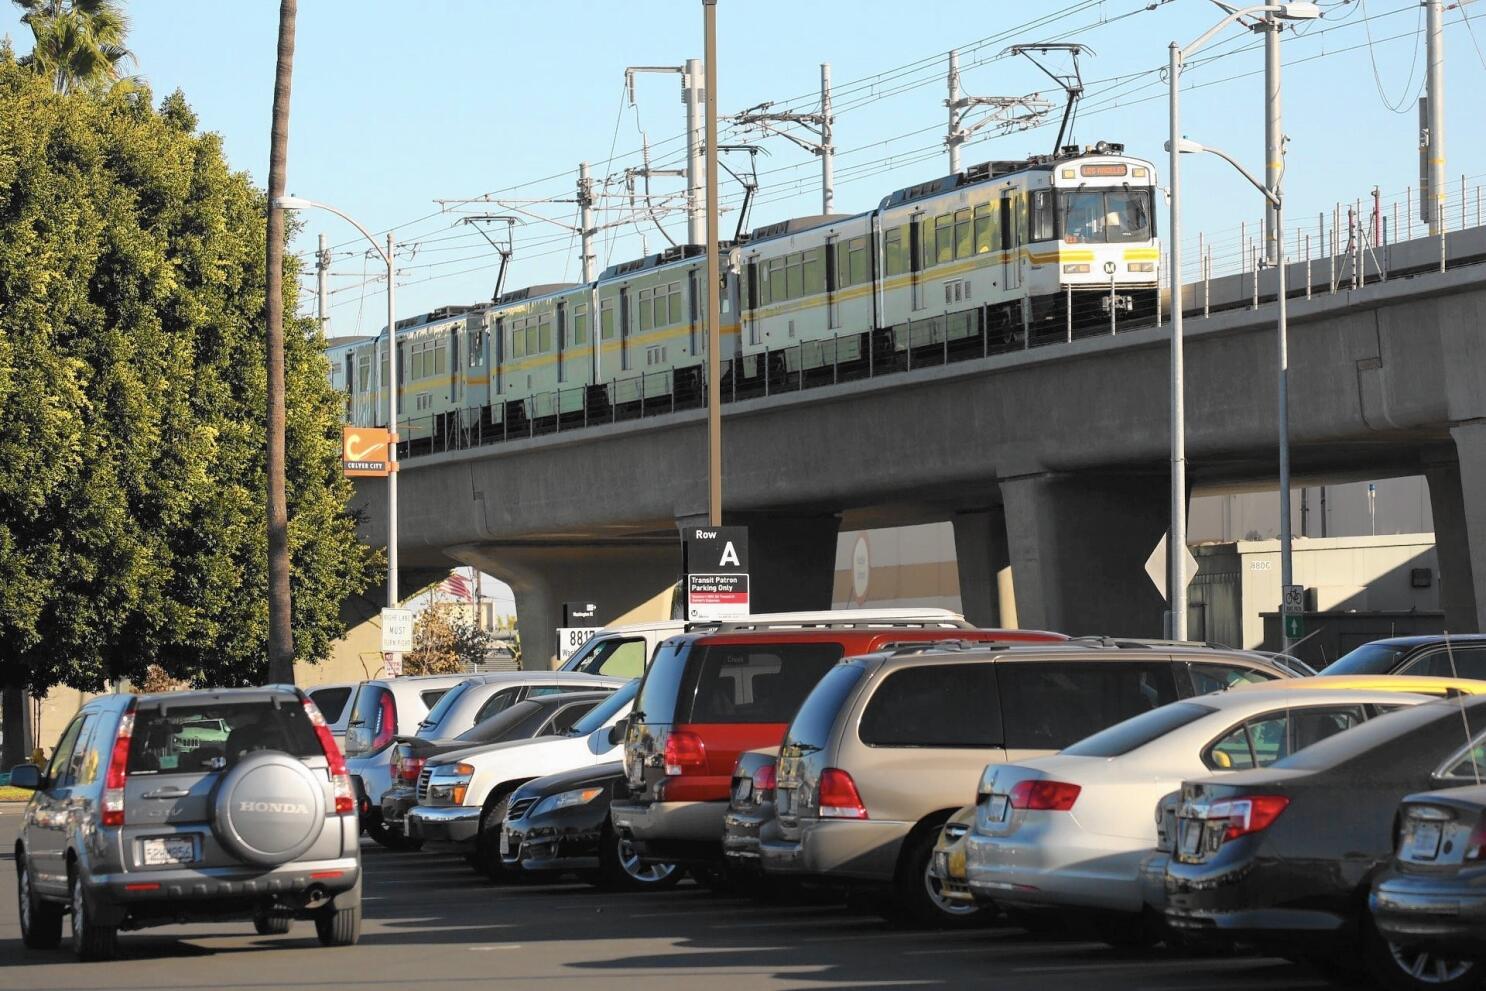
[
  {"xmin": 999, "ymin": 472, "xmax": 1170, "ymax": 637},
  {"xmin": 1427, "ymin": 421, "xmax": 1486, "ymax": 632},
  {"xmin": 451, "ymin": 543, "xmax": 682, "ymax": 669},
  {"xmin": 679, "ymin": 512, "xmax": 841, "ymax": 615},
  {"xmin": 952, "ymin": 507, "xmax": 1018, "ymax": 628}
]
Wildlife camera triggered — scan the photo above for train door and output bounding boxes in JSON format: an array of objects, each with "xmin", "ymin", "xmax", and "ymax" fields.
[
  {"xmin": 619, "ymin": 286, "xmax": 632, "ymax": 371},
  {"xmin": 825, "ymin": 236, "xmax": 840, "ymax": 329},
  {"xmin": 448, "ymin": 324, "xmax": 460, "ymax": 404},
  {"xmin": 1000, "ymin": 192, "xmax": 1019, "ymax": 292},
  {"xmin": 556, "ymin": 302, "xmax": 568, "ymax": 383},
  {"xmin": 688, "ymin": 269, "xmax": 701, "ymax": 355},
  {"xmin": 493, "ymin": 317, "xmax": 505, "ymax": 397},
  {"xmin": 909, "ymin": 215, "xmax": 924, "ymax": 311}
]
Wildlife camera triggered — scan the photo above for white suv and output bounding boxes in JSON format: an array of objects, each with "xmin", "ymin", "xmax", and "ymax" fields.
[{"xmin": 407, "ymin": 680, "xmax": 638, "ymax": 878}]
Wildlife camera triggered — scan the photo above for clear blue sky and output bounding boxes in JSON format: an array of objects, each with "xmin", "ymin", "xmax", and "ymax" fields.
[{"xmin": 5, "ymin": 1, "xmax": 1484, "ymax": 338}]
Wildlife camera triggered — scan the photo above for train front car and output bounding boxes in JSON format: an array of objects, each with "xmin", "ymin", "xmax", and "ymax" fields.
[
  {"xmin": 1043, "ymin": 146, "xmax": 1159, "ymax": 336},
  {"xmin": 875, "ymin": 143, "xmax": 1158, "ymax": 356}
]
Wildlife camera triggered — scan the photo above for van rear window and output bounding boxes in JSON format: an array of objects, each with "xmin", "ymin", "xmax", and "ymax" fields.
[
  {"xmin": 997, "ymin": 662, "xmax": 1180, "ymax": 751},
  {"xmin": 787, "ymin": 662, "xmax": 867, "ymax": 753},
  {"xmin": 680, "ymin": 643, "xmax": 845, "ymax": 724},
  {"xmin": 129, "ymin": 699, "xmax": 319, "ymax": 774}
]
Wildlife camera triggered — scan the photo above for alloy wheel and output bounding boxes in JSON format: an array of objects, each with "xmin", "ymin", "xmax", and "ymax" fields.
[
  {"xmin": 1388, "ymin": 942, "xmax": 1476, "ymax": 986},
  {"xmin": 617, "ymin": 835, "xmax": 676, "ymax": 884},
  {"xmin": 18, "ymin": 862, "xmax": 32, "ymax": 932},
  {"xmin": 922, "ymin": 861, "xmax": 977, "ymax": 917}
]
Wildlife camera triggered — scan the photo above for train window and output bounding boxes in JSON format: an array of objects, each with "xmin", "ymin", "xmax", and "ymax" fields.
[
  {"xmin": 803, "ymin": 249, "xmax": 825, "ymax": 295},
  {"xmin": 357, "ymin": 355, "xmax": 371, "ymax": 392},
  {"xmin": 848, "ymin": 238, "xmax": 868, "ymax": 286},
  {"xmin": 1031, "ymin": 189, "xmax": 1056, "ymax": 241},
  {"xmin": 573, "ymin": 306, "xmax": 588, "ymax": 346},
  {"xmin": 999, "ymin": 197, "xmax": 1013, "ymax": 251},
  {"xmin": 600, "ymin": 300, "xmax": 615, "ymax": 339},
  {"xmin": 973, "ymin": 204, "xmax": 995, "ymax": 254},
  {"xmin": 668, "ymin": 282, "xmax": 684, "ymax": 324},
  {"xmin": 434, "ymin": 339, "xmax": 447, "ymax": 374},
  {"xmin": 512, "ymin": 325, "xmax": 525, "ymax": 359},
  {"xmin": 785, "ymin": 254, "xmax": 803, "ymax": 299},
  {"xmin": 537, "ymin": 317, "xmax": 552, "ymax": 354},
  {"xmin": 954, "ymin": 209, "xmax": 973, "ymax": 259},
  {"xmin": 379, "ymin": 349, "xmax": 389, "ymax": 387},
  {"xmin": 935, "ymin": 215, "xmax": 954, "ymax": 265},
  {"xmin": 1105, "ymin": 189, "xmax": 1152, "ymax": 242},
  {"xmin": 883, "ymin": 228, "xmax": 905, "ymax": 277}
]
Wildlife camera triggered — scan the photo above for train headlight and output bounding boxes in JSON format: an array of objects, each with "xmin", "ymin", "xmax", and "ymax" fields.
[
  {"xmin": 1061, "ymin": 263, "xmax": 1090, "ymax": 274},
  {"xmin": 1127, "ymin": 262, "xmax": 1156, "ymax": 273}
]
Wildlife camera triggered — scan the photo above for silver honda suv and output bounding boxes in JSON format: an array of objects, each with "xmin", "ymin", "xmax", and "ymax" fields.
[{"xmin": 12, "ymin": 687, "xmax": 362, "ymax": 960}]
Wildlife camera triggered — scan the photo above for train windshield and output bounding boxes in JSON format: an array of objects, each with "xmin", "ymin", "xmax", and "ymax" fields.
[{"xmin": 1061, "ymin": 188, "xmax": 1152, "ymax": 244}]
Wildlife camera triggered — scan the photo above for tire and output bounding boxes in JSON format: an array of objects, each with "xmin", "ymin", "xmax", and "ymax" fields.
[
  {"xmin": 1363, "ymin": 915, "xmax": 1484, "ymax": 991},
  {"xmin": 17, "ymin": 855, "xmax": 63, "ymax": 950},
  {"xmin": 253, "ymin": 910, "xmax": 293, "ymax": 935},
  {"xmin": 887, "ymin": 827, "xmax": 983, "ymax": 930},
  {"xmin": 69, "ymin": 869, "xmax": 118, "ymax": 962},
  {"xmin": 473, "ymin": 789, "xmax": 516, "ymax": 882},
  {"xmin": 314, "ymin": 878, "xmax": 361, "ymax": 947},
  {"xmin": 599, "ymin": 827, "xmax": 682, "ymax": 891}
]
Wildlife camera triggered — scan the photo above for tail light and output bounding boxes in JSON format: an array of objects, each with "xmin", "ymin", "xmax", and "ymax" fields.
[
  {"xmin": 663, "ymin": 731, "xmax": 706, "ymax": 776},
  {"xmin": 818, "ymin": 767, "xmax": 868, "ymax": 820},
  {"xmin": 1463, "ymin": 814, "xmax": 1486, "ymax": 862},
  {"xmin": 304, "ymin": 697, "xmax": 356, "ymax": 815},
  {"xmin": 1204, "ymin": 795, "xmax": 1289, "ymax": 843},
  {"xmin": 752, "ymin": 763, "xmax": 777, "ymax": 797},
  {"xmin": 393, "ymin": 747, "xmax": 425, "ymax": 785},
  {"xmin": 1008, "ymin": 779, "xmax": 1081, "ymax": 812},
  {"xmin": 101, "ymin": 703, "xmax": 137, "ymax": 827},
  {"xmin": 371, "ymin": 690, "xmax": 397, "ymax": 752}
]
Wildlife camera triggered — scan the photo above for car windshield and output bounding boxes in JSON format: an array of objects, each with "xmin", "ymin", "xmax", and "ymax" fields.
[
  {"xmin": 418, "ymin": 681, "xmax": 471, "ymax": 732},
  {"xmin": 568, "ymin": 680, "xmax": 639, "ymax": 736},
  {"xmin": 1061, "ymin": 188, "xmax": 1151, "ymax": 244},
  {"xmin": 1324, "ymin": 642, "xmax": 1414, "ymax": 675},
  {"xmin": 1062, "ymin": 701, "xmax": 1218, "ymax": 758}
]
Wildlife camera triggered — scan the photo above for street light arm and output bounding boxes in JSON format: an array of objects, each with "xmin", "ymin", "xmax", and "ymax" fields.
[
  {"xmin": 1183, "ymin": 4, "xmax": 1288, "ymax": 56},
  {"xmin": 274, "ymin": 196, "xmax": 390, "ymax": 266},
  {"xmin": 1197, "ymin": 144, "xmax": 1281, "ymax": 208}
]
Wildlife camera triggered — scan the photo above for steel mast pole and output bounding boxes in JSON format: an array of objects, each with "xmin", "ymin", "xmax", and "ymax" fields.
[
  {"xmin": 316, "ymin": 232, "xmax": 329, "ymax": 335},
  {"xmin": 1168, "ymin": 42, "xmax": 1188, "ymax": 641},
  {"xmin": 820, "ymin": 63, "xmax": 835, "ymax": 214},
  {"xmin": 685, "ymin": 57, "xmax": 706, "ymax": 245},
  {"xmin": 1425, "ymin": 0, "xmax": 1445, "ymax": 235},
  {"xmin": 386, "ymin": 231, "xmax": 401, "ymax": 673},
  {"xmin": 704, "ymin": 0, "xmax": 722, "ymax": 527},
  {"xmin": 1264, "ymin": 16, "xmax": 1282, "ymax": 264},
  {"xmin": 946, "ymin": 49, "xmax": 961, "ymax": 174}
]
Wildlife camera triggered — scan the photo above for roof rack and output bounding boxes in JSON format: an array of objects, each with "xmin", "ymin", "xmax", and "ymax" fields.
[
  {"xmin": 1070, "ymin": 636, "xmax": 1237, "ymax": 651},
  {"xmin": 693, "ymin": 617, "xmax": 971, "ymax": 634}
]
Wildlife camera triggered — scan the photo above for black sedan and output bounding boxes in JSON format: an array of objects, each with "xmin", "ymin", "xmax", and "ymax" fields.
[
  {"xmin": 380, "ymin": 691, "xmax": 610, "ymax": 840},
  {"xmin": 1370, "ymin": 781, "xmax": 1486, "ymax": 988},
  {"xmin": 1164, "ymin": 697, "xmax": 1486, "ymax": 991},
  {"xmin": 501, "ymin": 762, "xmax": 681, "ymax": 891}
]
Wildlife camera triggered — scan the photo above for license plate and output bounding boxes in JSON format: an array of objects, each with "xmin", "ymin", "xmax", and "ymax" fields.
[
  {"xmin": 986, "ymin": 795, "xmax": 1009, "ymax": 823},
  {"xmin": 141, "ymin": 836, "xmax": 197, "ymax": 866},
  {"xmin": 775, "ymin": 789, "xmax": 793, "ymax": 816},
  {"xmin": 1179, "ymin": 820, "xmax": 1202, "ymax": 856},
  {"xmin": 499, "ymin": 827, "xmax": 511, "ymax": 856},
  {"xmin": 732, "ymin": 778, "xmax": 753, "ymax": 805},
  {"xmin": 1408, "ymin": 822, "xmax": 1443, "ymax": 861}
]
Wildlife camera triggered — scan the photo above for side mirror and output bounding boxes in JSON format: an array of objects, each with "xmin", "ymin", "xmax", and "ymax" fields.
[
  {"xmin": 607, "ymin": 717, "xmax": 630, "ymax": 747},
  {"xmin": 7, "ymin": 764, "xmax": 43, "ymax": 791}
]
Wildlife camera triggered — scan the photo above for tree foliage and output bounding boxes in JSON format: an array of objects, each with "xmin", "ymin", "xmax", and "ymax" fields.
[
  {"xmin": 0, "ymin": 53, "xmax": 381, "ymax": 694},
  {"xmin": 12, "ymin": 0, "xmax": 137, "ymax": 95},
  {"xmin": 404, "ymin": 608, "xmax": 497, "ymax": 676}
]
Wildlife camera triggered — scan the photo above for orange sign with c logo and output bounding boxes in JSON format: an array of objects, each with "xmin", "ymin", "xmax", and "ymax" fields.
[{"xmin": 342, "ymin": 427, "xmax": 394, "ymax": 477}]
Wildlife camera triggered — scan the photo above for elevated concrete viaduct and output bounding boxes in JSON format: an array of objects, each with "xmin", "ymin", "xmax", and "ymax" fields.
[{"xmin": 354, "ymin": 255, "xmax": 1486, "ymax": 663}]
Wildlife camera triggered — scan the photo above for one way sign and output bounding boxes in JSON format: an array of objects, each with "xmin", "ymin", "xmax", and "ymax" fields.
[{"xmin": 685, "ymin": 526, "xmax": 750, "ymax": 622}]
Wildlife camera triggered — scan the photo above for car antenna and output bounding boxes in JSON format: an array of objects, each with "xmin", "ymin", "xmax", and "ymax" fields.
[{"xmin": 1442, "ymin": 630, "xmax": 1482, "ymax": 786}]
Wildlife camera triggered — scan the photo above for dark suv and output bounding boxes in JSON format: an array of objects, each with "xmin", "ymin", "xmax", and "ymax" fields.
[
  {"xmin": 12, "ymin": 687, "xmax": 361, "ymax": 960},
  {"xmin": 1323, "ymin": 634, "xmax": 1486, "ymax": 678},
  {"xmin": 612, "ymin": 622, "xmax": 1064, "ymax": 869}
]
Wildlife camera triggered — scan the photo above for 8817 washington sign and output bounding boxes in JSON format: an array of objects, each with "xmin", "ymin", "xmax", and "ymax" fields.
[{"xmin": 685, "ymin": 526, "xmax": 749, "ymax": 622}]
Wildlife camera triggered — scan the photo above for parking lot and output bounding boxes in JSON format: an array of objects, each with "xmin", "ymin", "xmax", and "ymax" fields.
[{"xmin": 1, "ymin": 808, "xmax": 1332, "ymax": 991}]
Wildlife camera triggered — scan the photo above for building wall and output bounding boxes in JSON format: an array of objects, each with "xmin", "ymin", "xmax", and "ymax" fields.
[{"xmin": 832, "ymin": 523, "xmax": 963, "ymax": 612}]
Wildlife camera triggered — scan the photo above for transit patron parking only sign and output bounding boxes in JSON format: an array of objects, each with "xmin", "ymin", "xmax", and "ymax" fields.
[{"xmin": 686, "ymin": 526, "xmax": 749, "ymax": 622}]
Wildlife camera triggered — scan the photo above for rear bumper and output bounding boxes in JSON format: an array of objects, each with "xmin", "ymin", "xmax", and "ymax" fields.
[
  {"xmin": 723, "ymin": 803, "xmax": 774, "ymax": 871},
  {"xmin": 87, "ymin": 854, "xmax": 360, "ymax": 925},
  {"xmin": 380, "ymin": 788, "xmax": 417, "ymax": 833},
  {"xmin": 759, "ymin": 818, "xmax": 910, "ymax": 883},
  {"xmin": 406, "ymin": 805, "xmax": 480, "ymax": 846},
  {"xmin": 1370, "ymin": 872, "xmax": 1486, "ymax": 953},
  {"xmin": 611, "ymin": 799, "xmax": 725, "ymax": 864},
  {"xmin": 962, "ymin": 827, "xmax": 1147, "ymax": 913}
]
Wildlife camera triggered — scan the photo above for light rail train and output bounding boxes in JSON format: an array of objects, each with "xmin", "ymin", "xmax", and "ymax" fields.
[{"xmin": 328, "ymin": 142, "xmax": 1158, "ymax": 455}]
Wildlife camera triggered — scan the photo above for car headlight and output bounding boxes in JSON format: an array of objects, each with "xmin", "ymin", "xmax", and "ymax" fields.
[
  {"xmin": 428, "ymin": 762, "xmax": 475, "ymax": 805},
  {"xmin": 943, "ymin": 821, "xmax": 970, "ymax": 842},
  {"xmin": 532, "ymin": 787, "xmax": 604, "ymax": 818}
]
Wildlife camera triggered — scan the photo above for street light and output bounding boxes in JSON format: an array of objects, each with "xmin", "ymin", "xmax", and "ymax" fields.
[
  {"xmin": 274, "ymin": 195, "xmax": 402, "ymax": 663},
  {"xmin": 1165, "ymin": 1, "xmax": 1319, "ymax": 641}
]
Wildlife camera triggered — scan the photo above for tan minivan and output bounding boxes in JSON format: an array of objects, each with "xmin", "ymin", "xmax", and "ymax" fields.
[{"xmin": 757, "ymin": 642, "xmax": 1295, "ymax": 926}]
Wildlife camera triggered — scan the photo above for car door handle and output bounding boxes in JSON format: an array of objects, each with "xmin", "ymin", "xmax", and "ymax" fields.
[{"xmin": 142, "ymin": 787, "xmax": 191, "ymax": 800}]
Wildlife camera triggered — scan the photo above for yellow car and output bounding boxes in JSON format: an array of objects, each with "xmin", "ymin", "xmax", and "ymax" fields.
[{"xmin": 928, "ymin": 805, "xmax": 977, "ymax": 906}]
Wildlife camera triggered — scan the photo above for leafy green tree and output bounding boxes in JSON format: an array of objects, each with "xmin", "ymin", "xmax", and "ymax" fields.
[
  {"xmin": 12, "ymin": 0, "xmax": 136, "ymax": 95},
  {"xmin": 0, "ymin": 52, "xmax": 381, "ymax": 767}
]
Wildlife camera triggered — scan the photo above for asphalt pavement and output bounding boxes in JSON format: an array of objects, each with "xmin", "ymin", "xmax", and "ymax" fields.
[{"xmin": 0, "ymin": 805, "xmax": 1331, "ymax": 990}]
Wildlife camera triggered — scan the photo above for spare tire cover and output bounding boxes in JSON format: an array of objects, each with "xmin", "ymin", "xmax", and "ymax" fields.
[{"xmin": 211, "ymin": 751, "xmax": 325, "ymax": 867}]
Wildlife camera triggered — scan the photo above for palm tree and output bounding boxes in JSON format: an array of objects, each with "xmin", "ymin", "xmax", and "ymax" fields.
[
  {"xmin": 265, "ymin": 0, "xmax": 298, "ymax": 685},
  {"xmin": 12, "ymin": 0, "xmax": 136, "ymax": 95}
]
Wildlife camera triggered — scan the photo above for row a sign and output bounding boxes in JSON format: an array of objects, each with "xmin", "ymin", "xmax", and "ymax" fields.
[{"xmin": 685, "ymin": 525, "xmax": 750, "ymax": 622}]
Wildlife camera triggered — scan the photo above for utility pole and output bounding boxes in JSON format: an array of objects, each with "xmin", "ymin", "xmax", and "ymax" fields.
[
  {"xmin": 945, "ymin": 48, "xmax": 1053, "ymax": 173},
  {"xmin": 1263, "ymin": 14, "xmax": 1281, "ymax": 263},
  {"xmin": 625, "ymin": 62, "xmax": 706, "ymax": 244},
  {"xmin": 1264, "ymin": 10, "xmax": 1293, "ymax": 652},
  {"xmin": 578, "ymin": 161, "xmax": 596, "ymax": 282},
  {"xmin": 1421, "ymin": 0, "xmax": 1445, "ymax": 235},
  {"xmin": 703, "ymin": 0, "xmax": 722, "ymax": 527},
  {"xmin": 385, "ymin": 230, "xmax": 401, "ymax": 677},
  {"xmin": 731, "ymin": 63, "xmax": 836, "ymax": 215},
  {"xmin": 316, "ymin": 232, "xmax": 329, "ymax": 336}
]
